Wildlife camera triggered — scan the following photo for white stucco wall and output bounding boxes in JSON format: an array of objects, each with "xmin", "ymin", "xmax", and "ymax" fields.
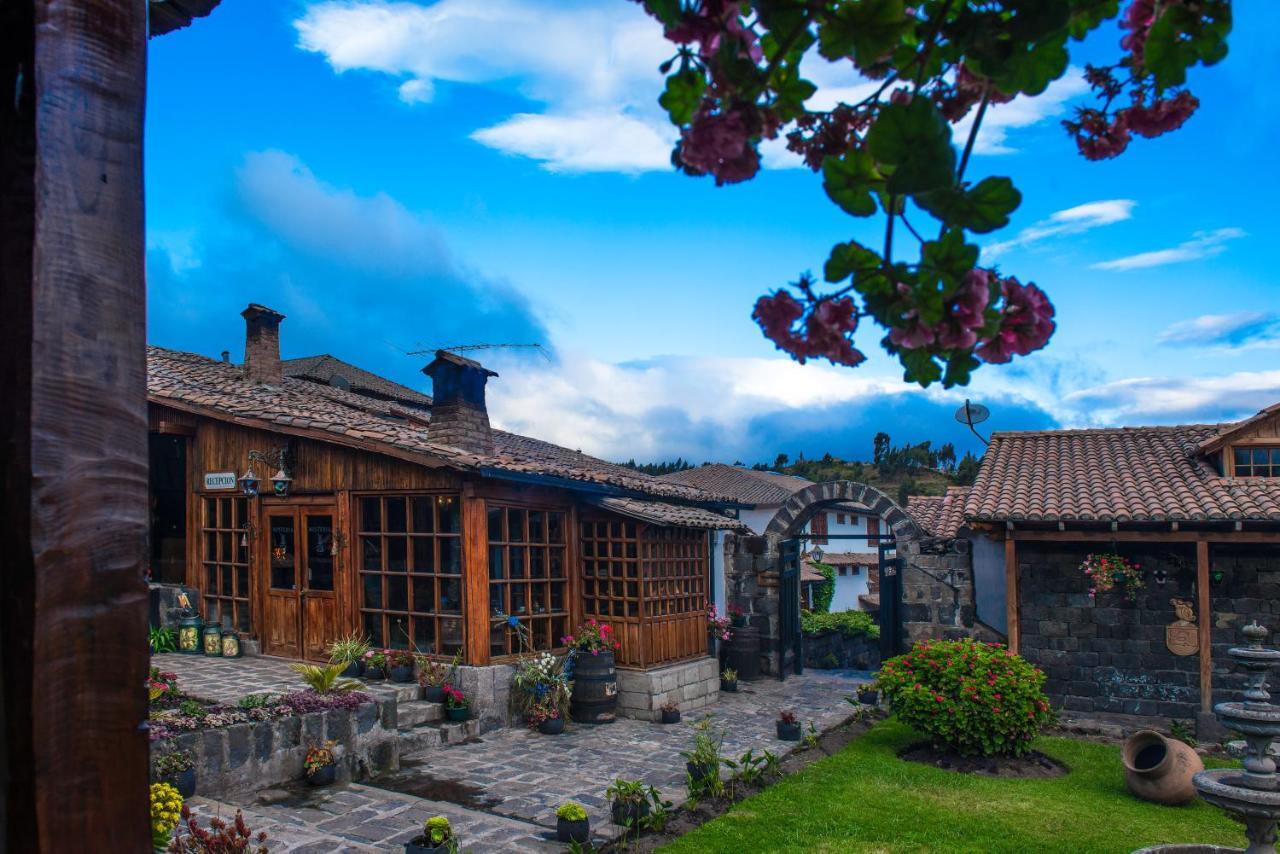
[{"xmin": 829, "ymin": 566, "xmax": 871, "ymax": 611}]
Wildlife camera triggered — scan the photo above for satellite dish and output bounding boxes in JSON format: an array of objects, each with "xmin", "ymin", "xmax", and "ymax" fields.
[{"xmin": 955, "ymin": 399, "xmax": 991, "ymax": 445}]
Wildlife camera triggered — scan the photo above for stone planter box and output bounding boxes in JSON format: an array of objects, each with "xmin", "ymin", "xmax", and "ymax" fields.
[{"xmin": 803, "ymin": 630, "xmax": 880, "ymax": 671}]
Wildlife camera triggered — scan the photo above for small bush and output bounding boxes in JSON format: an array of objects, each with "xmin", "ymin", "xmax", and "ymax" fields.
[
  {"xmin": 801, "ymin": 609, "xmax": 879, "ymax": 640},
  {"xmin": 876, "ymin": 639, "xmax": 1053, "ymax": 757}
]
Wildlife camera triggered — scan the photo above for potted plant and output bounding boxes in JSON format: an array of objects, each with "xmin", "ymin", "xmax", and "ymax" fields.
[
  {"xmin": 660, "ymin": 700, "xmax": 681, "ymax": 725},
  {"xmin": 681, "ymin": 716, "xmax": 723, "ymax": 790},
  {"xmin": 404, "ymin": 815, "xmax": 458, "ymax": 853},
  {"xmin": 363, "ymin": 649, "xmax": 388, "ymax": 680},
  {"xmin": 304, "ymin": 739, "xmax": 339, "ymax": 786},
  {"xmin": 729, "ymin": 604, "xmax": 748, "ymax": 628},
  {"xmin": 856, "ymin": 684, "xmax": 879, "ymax": 705},
  {"xmin": 417, "ymin": 652, "xmax": 459, "ymax": 703},
  {"xmin": 327, "ymin": 633, "xmax": 369, "ymax": 677},
  {"xmin": 387, "ymin": 648, "xmax": 416, "ymax": 683},
  {"xmin": 150, "ymin": 782, "xmax": 184, "ymax": 852},
  {"xmin": 154, "ymin": 748, "xmax": 196, "ymax": 798},
  {"xmin": 443, "ymin": 684, "xmax": 470, "ymax": 722},
  {"xmin": 555, "ymin": 801, "xmax": 590, "ymax": 843},
  {"xmin": 563, "ymin": 619, "xmax": 622, "ymax": 724},
  {"xmin": 720, "ymin": 667, "xmax": 739, "ymax": 693},
  {"xmin": 530, "ymin": 699, "xmax": 564, "ymax": 735},
  {"xmin": 776, "ymin": 709, "xmax": 801, "ymax": 741},
  {"xmin": 606, "ymin": 778, "xmax": 653, "ymax": 828}
]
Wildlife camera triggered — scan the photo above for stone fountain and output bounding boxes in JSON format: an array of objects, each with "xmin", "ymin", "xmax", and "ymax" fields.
[{"xmin": 1189, "ymin": 622, "xmax": 1280, "ymax": 854}]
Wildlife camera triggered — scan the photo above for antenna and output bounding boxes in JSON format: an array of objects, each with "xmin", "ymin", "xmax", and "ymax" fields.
[
  {"xmin": 954, "ymin": 398, "xmax": 991, "ymax": 446},
  {"xmin": 408, "ymin": 343, "xmax": 551, "ymax": 362}
]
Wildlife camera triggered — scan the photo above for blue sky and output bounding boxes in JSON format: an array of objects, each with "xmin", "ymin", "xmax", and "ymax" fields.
[{"xmin": 146, "ymin": 0, "xmax": 1280, "ymax": 465}]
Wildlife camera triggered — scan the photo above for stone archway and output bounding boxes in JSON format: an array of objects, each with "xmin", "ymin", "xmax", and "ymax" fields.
[{"xmin": 764, "ymin": 480, "xmax": 923, "ymax": 542}]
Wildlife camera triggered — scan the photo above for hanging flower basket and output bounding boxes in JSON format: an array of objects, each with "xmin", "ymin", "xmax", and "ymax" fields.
[{"xmin": 1081, "ymin": 553, "xmax": 1145, "ymax": 602}]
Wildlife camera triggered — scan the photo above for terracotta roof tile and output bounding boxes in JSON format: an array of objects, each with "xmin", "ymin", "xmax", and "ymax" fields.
[
  {"xmin": 591, "ymin": 497, "xmax": 748, "ymax": 531},
  {"xmin": 282, "ymin": 354, "xmax": 433, "ymax": 410},
  {"xmin": 660, "ymin": 464, "xmax": 813, "ymax": 506},
  {"xmin": 907, "ymin": 488, "xmax": 973, "ymax": 538}
]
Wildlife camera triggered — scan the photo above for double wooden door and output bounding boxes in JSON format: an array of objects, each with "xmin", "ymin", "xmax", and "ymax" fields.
[{"xmin": 262, "ymin": 501, "xmax": 340, "ymax": 660}]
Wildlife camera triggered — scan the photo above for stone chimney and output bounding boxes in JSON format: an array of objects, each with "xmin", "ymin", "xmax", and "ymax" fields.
[
  {"xmin": 241, "ymin": 304, "xmax": 285, "ymax": 385},
  {"xmin": 424, "ymin": 350, "xmax": 498, "ymax": 454}
]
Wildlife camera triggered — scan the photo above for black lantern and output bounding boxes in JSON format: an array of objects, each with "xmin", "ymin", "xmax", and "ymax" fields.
[
  {"xmin": 270, "ymin": 467, "xmax": 292, "ymax": 496},
  {"xmin": 239, "ymin": 466, "xmax": 261, "ymax": 496},
  {"xmin": 811, "ymin": 546, "xmax": 824, "ymax": 562}
]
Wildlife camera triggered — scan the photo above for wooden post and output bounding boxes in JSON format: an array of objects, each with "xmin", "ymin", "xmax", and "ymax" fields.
[
  {"xmin": 1197, "ymin": 540, "xmax": 1212, "ymax": 714},
  {"xmin": 1005, "ymin": 537, "xmax": 1020, "ymax": 654},
  {"xmin": 0, "ymin": 0, "xmax": 150, "ymax": 848},
  {"xmin": 461, "ymin": 483, "xmax": 491, "ymax": 665}
]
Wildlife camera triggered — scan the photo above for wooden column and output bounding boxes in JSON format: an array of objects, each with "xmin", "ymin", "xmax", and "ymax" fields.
[
  {"xmin": 1197, "ymin": 540, "xmax": 1212, "ymax": 714},
  {"xmin": 461, "ymin": 483, "xmax": 490, "ymax": 665},
  {"xmin": 1005, "ymin": 537, "xmax": 1020, "ymax": 654},
  {"xmin": 0, "ymin": 0, "xmax": 150, "ymax": 849}
]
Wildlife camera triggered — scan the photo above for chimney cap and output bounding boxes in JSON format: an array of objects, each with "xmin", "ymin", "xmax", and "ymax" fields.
[
  {"xmin": 424, "ymin": 349, "xmax": 498, "ymax": 378},
  {"xmin": 242, "ymin": 303, "xmax": 285, "ymax": 323}
]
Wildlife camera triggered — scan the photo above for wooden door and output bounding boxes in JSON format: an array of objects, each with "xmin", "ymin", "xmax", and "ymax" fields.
[{"xmin": 262, "ymin": 503, "xmax": 340, "ymax": 660}]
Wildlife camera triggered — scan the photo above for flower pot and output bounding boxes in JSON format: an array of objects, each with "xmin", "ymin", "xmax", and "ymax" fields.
[
  {"xmin": 390, "ymin": 664, "xmax": 415, "ymax": 683},
  {"xmin": 776, "ymin": 721, "xmax": 801, "ymax": 741},
  {"xmin": 660, "ymin": 709, "xmax": 681, "ymax": 725},
  {"xmin": 307, "ymin": 763, "xmax": 337, "ymax": 787},
  {"xmin": 557, "ymin": 817, "xmax": 590, "ymax": 844},
  {"xmin": 364, "ymin": 665, "xmax": 386, "ymax": 680},
  {"xmin": 857, "ymin": 688, "xmax": 879, "ymax": 705},
  {"xmin": 610, "ymin": 799, "xmax": 650, "ymax": 828},
  {"xmin": 166, "ymin": 767, "xmax": 197, "ymax": 798},
  {"xmin": 339, "ymin": 660, "xmax": 363, "ymax": 678},
  {"xmin": 423, "ymin": 684, "xmax": 445, "ymax": 703},
  {"xmin": 446, "ymin": 705, "xmax": 469, "ymax": 722},
  {"xmin": 720, "ymin": 678, "xmax": 738, "ymax": 693},
  {"xmin": 685, "ymin": 759, "xmax": 717, "ymax": 783},
  {"xmin": 403, "ymin": 836, "xmax": 452, "ymax": 853},
  {"xmin": 538, "ymin": 717, "xmax": 564, "ymax": 735},
  {"xmin": 1122, "ymin": 730, "xmax": 1204, "ymax": 806}
]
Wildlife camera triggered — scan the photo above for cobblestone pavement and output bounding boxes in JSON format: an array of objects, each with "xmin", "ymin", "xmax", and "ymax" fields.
[
  {"xmin": 152, "ymin": 652, "xmax": 411, "ymax": 704},
  {"xmin": 185, "ymin": 668, "xmax": 870, "ymax": 852}
]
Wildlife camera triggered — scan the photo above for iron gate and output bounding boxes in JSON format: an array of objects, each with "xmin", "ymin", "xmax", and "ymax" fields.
[
  {"xmin": 779, "ymin": 537, "xmax": 803, "ymax": 680},
  {"xmin": 878, "ymin": 539, "xmax": 903, "ymax": 660}
]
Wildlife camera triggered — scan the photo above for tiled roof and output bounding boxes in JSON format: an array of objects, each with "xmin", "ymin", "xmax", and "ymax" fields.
[
  {"xmin": 282, "ymin": 355, "xmax": 433, "ymax": 410},
  {"xmin": 907, "ymin": 487, "xmax": 973, "ymax": 538},
  {"xmin": 813, "ymin": 551, "xmax": 880, "ymax": 566},
  {"xmin": 966, "ymin": 425, "xmax": 1280, "ymax": 523},
  {"xmin": 660, "ymin": 464, "xmax": 813, "ymax": 506},
  {"xmin": 1196, "ymin": 402, "xmax": 1280, "ymax": 454},
  {"xmin": 591, "ymin": 497, "xmax": 748, "ymax": 532},
  {"xmin": 147, "ymin": 347, "xmax": 727, "ymax": 504}
]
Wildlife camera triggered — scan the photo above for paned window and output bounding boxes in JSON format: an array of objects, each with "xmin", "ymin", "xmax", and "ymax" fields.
[
  {"xmin": 487, "ymin": 504, "xmax": 569, "ymax": 655},
  {"xmin": 642, "ymin": 527, "xmax": 707, "ymax": 618},
  {"xmin": 358, "ymin": 494, "xmax": 463, "ymax": 654},
  {"xmin": 201, "ymin": 495, "xmax": 251, "ymax": 632},
  {"xmin": 1234, "ymin": 446, "xmax": 1280, "ymax": 478},
  {"xmin": 580, "ymin": 518, "xmax": 640, "ymax": 622}
]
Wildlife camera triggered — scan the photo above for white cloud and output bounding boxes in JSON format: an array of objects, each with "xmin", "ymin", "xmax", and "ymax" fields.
[
  {"xmin": 984, "ymin": 199, "xmax": 1135, "ymax": 258},
  {"xmin": 1158, "ymin": 311, "xmax": 1280, "ymax": 349},
  {"xmin": 1063, "ymin": 370, "xmax": 1280, "ymax": 425},
  {"xmin": 954, "ymin": 69, "xmax": 1089, "ymax": 156},
  {"xmin": 471, "ymin": 112, "xmax": 673, "ymax": 173},
  {"xmin": 1091, "ymin": 228, "xmax": 1247, "ymax": 271}
]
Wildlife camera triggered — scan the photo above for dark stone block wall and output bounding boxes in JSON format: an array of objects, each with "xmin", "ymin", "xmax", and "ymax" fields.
[
  {"xmin": 1017, "ymin": 542, "xmax": 1279, "ymax": 723},
  {"xmin": 803, "ymin": 630, "xmax": 880, "ymax": 670}
]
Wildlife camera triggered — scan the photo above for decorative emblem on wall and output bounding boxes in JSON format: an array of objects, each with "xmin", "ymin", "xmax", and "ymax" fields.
[{"xmin": 1166, "ymin": 597, "xmax": 1199, "ymax": 656}]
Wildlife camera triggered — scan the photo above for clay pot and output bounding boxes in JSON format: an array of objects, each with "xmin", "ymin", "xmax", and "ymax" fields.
[{"xmin": 1122, "ymin": 730, "xmax": 1205, "ymax": 806}]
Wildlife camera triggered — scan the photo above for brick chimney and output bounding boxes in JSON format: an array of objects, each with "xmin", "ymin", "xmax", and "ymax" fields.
[
  {"xmin": 241, "ymin": 304, "xmax": 285, "ymax": 385},
  {"xmin": 424, "ymin": 350, "xmax": 498, "ymax": 454}
]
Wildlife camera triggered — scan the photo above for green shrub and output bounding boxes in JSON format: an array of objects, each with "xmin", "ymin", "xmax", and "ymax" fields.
[
  {"xmin": 801, "ymin": 609, "xmax": 879, "ymax": 640},
  {"xmin": 876, "ymin": 639, "xmax": 1054, "ymax": 757},
  {"xmin": 556, "ymin": 801, "xmax": 588, "ymax": 822},
  {"xmin": 809, "ymin": 562, "xmax": 836, "ymax": 613}
]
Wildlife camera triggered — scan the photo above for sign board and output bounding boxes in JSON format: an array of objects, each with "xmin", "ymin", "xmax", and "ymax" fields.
[{"xmin": 203, "ymin": 471, "xmax": 238, "ymax": 491}]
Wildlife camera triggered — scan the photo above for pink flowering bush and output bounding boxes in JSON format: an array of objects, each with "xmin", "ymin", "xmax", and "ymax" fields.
[
  {"xmin": 706, "ymin": 603, "xmax": 732, "ymax": 641},
  {"xmin": 876, "ymin": 639, "xmax": 1054, "ymax": 757},
  {"xmin": 1081, "ymin": 553, "xmax": 1145, "ymax": 602},
  {"xmin": 562, "ymin": 619, "xmax": 621, "ymax": 656}
]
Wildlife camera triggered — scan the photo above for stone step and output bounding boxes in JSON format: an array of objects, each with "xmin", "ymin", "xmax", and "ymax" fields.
[
  {"xmin": 396, "ymin": 700, "xmax": 444, "ymax": 730},
  {"xmin": 397, "ymin": 719, "xmax": 482, "ymax": 756},
  {"xmin": 362, "ymin": 680, "xmax": 421, "ymax": 703}
]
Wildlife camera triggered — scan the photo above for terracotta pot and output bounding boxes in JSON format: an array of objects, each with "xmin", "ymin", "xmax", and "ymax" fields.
[{"xmin": 1122, "ymin": 730, "xmax": 1204, "ymax": 806}]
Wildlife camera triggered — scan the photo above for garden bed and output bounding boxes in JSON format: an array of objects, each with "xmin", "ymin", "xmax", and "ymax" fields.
[{"xmin": 897, "ymin": 742, "xmax": 1068, "ymax": 778}]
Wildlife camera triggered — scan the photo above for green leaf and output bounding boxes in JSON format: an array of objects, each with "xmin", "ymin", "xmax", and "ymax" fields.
[
  {"xmin": 920, "ymin": 229, "xmax": 980, "ymax": 297},
  {"xmin": 1067, "ymin": 0, "xmax": 1119, "ymax": 40},
  {"xmin": 659, "ymin": 68, "xmax": 706, "ymax": 126},
  {"xmin": 644, "ymin": 0, "xmax": 683, "ymax": 27},
  {"xmin": 899, "ymin": 348, "xmax": 943, "ymax": 387},
  {"xmin": 822, "ymin": 150, "xmax": 881, "ymax": 217},
  {"xmin": 824, "ymin": 240, "xmax": 882, "ymax": 283},
  {"xmin": 916, "ymin": 177, "xmax": 1022, "ymax": 234},
  {"xmin": 866, "ymin": 99, "xmax": 956, "ymax": 195},
  {"xmin": 994, "ymin": 36, "xmax": 1069, "ymax": 96},
  {"xmin": 1144, "ymin": 1, "xmax": 1232, "ymax": 90},
  {"xmin": 817, "ymin": 0, "xmax": 912, "ymax": 67}
]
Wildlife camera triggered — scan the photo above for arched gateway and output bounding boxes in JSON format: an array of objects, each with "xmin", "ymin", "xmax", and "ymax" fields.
[{"xmin": 764, "ymin": 480, "xmax": 923, "ymax": 540}]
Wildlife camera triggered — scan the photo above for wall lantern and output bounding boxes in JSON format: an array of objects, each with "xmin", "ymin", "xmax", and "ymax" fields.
[
  {"xmin": 238, "ymin": 466, "xmax": 261, "ymax": 496},
  {"xmin": 270, "ymin": 467, "xmax": 293, "ymax": 496},
  {"xmin": 221, "ymin": 630, "xmax": 242, "ymax": 658},
  {"xmin": 202, "ymin": 624, "xmax": 223, "ymax": 656},
  {"xmin": 810, "ymin": 546, "xmax": 824, "ymax": 563}
]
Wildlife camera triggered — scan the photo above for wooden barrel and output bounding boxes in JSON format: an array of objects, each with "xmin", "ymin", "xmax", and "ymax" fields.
[
  {"xmin": 570, "ymin": 651, "xmax": 617, "ymax": 724},
  {"xmin": 725, "ymin": 625, "xmax": 761, "ymax": 680}
]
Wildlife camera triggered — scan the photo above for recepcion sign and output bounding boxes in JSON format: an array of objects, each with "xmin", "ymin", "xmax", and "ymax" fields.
[{"xmin": 204, "ymin": 471, "xmax": 238, "ymax": 490}]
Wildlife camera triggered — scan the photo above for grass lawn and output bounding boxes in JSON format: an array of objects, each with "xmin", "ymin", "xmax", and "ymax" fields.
[{"xmin": 661, "ymin": 720, "xmax": 1243, "ymax": 853}]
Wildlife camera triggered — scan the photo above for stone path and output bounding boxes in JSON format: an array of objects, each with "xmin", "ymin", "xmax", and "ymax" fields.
[{"xmin": 182, "ymin": 668, "xmax": 870, "ymax": 852}]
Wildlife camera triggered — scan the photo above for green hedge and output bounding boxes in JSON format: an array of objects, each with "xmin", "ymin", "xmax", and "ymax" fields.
[
  {"xmin": 809, "ymin": 561, "xmax": 836, "ymax": 613},
  {"xmin": 801, "ymin": 609, "xmax": 879, "ymax": 640}
]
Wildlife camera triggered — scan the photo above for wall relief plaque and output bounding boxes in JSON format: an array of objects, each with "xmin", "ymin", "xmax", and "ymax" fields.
[{"xmin": 1166, "ymin": 598, "xmax": 1199, "ymax": 656}]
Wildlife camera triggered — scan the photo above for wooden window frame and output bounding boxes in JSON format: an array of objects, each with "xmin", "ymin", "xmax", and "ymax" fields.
[
  {"xmin": 485, "ymin": 501, "xmax": 571, "ymax": 656},
  {"xmin": 355, "ymin": 491, "xmax": 464, "ymax": 656},
  {"xmin": 197, "ymin": 494, "xmax": 252, "ymax": 634},
  {"xmin": 1230, "ymin": 444, "xmax": 1280, "ymax": 478}
]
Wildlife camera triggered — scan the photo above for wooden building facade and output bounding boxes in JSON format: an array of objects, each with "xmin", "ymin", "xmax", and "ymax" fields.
[{"xmin": 147, "ymin": 305, "xmax": 742, "ymax": 670}]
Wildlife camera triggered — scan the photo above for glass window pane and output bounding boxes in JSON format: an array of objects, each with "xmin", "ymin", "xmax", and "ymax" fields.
[
  {"xmin": 360, "ymin": 497, "xmax": 381, "ymax": 532},
  {"xmin": 550, "ymin": 550, "xmax": 565, "ymax": 578},
  {"xmin": 439, "ymin": 538, "xmax": 460, "ymax": 573},
  {"xmin": 488, "ymin": 507, "xmax": 504, "ymax": 541},
  {"xmin": 220, "ymin": 567, "xmax": 233, "ymax": 595},
  {"xmin": 269, "ymin": 514, "xmax": 296, "ymax": 590},
  {"xmin": 550, "ymin": 583, "xmax": 565, "ymax": 613},
  {"xmin": 489, "ymin": 545, "xmax": 505, "ymax": 580},
  {"xmin": 388, "ymin": 616, "xmax": 409, "ymax": 649},
  {"xmin": 362, "ymin": 573, "xmax": 382, "ymax": 609},
  {"xmin": 411, "ymin": 497, "xmax": 434, "ymax": 533},
  {"xmin": 439, "ymin": 618, "xmax": 462, "ymax": 654},
  {"xmin": 412, "ymin": 577, "xmax": 434, "ymax": 614},
  {"xmin": 236, "ymin": 604, "xmax": 250, "ymax": 632},
  {"xmin": 362, "ymin": 536, "xmax": 382, "ymax": 572},
  {"xmin": 387, "ymin": 575, "xmax": 408, "ymax": 612},
  {"xmin": 510, "ymin": 547, "xmax": 525, "ymax": 579},
  {"xmin": 530, "ymin": 548, "xmax": 546, "ymax": 578},
  {"xmin": 410, "ymin": 537, "xmax": 435, "ymax": 574},
  {"xmin": 205, "ymin": 563, "xmax": 217, "ymax": 589},
  {"xmin": 507, "ymin": 509, "xmax": 526, "ymax": 542},
  {"xmin": 439, "ymin": 578, "xmax": 461, "ymax": 614},
  {"xmin": 218, "ymin": 498, "xmax": 231, "ymax": 528},
  {"xmin": 437, "ymin": 496, "xmax": 460, "ymax": 533},
  {"xmin": 511, "ymin": 583, "xmax": 527, "ymax": 615},
  {"xmin": 236, "ymin": 565, "xmax": 249, "ymax": 599},
  {"xmin": 1254, "ymin": 448, "xmax": 1269, "ymax": 465},
  {"xmin": 531, "ymin": 585, "xmax": 547, "ymax": 614},
  {"xmin": 386, "ymin": 498, "xmax": 407, "ymax": 533},
  {"xmin": 548, "ymin": 512, "xmax": 564, "ymax": 544},
  {"xmin": 363, "ymin": 612, "xmax": 384, "ymax": 646},
  {"xmin": 387, "ymin": 536, "xmax": 407, "ymax": 572},
  {"xmin": 306, "ymin": 514, "xmax": 335, "ymax": 591},
  {"xmin": 489, "ymin": 583, "xmax": 505, "ymax": 616},
  {"xmin": 1272, "ymin": 448, "xmax": 1280, "ymax": 467},
  {"xmin": 413, "ymin": 617, "xmax": 436, "ymax": 655},
  {"xmin": 528, "ymin": 511, "xmax": 545, "ymax": 543}
]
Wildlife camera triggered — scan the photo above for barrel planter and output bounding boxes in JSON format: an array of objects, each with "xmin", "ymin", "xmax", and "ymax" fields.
[
  {"xmin": 724, "ymin": 625, "xmax": 761, "ymax": 681},
  {"xmin": 570, "ymin": 651, "xmax": 618, "ymax": 724}
]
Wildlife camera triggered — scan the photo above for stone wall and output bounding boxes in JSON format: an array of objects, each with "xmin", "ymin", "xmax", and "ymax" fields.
[
  {"xmin": 616, "ymin": 658, "xmax": 720, "ymax": 721},
  {"xmin": 151, "ymin": 698, "xmax": 400, "ymax": 799},
  {"xmin": 803, "ymin": 630, "xmax": 879, "ymax": 670},
  {"xmin": 723, "ymin": 533, "xmax": 786, "ymax": 675},
  {"xmin": 1016, "ymin": 542, "xmax": 1278, "ymax": 728},
  {"xmin": 899, "ymin": 538, "xmax": 1000, "ymax": 645},
  {"xmin": 450, "ymin": 663, "xmax": 517, "ymax": 733}
]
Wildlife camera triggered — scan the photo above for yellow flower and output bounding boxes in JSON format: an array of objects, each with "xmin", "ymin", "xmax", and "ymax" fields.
[{"xmin": 150, "ymin": 783, "xmax": 183, "ymax": 836}]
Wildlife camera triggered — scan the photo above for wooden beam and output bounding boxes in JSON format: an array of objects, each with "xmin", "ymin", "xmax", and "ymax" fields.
[
  {"xmin": 1197, "ymin": 540, "xmax": 1212, "ymax": 714},
  {"xmin": 1010, "ymin": 529, "xmax": 1280, "ymax": 543},
  {"xmin": 1005, "ymin": 537, "xmax": 1020, "ymax": 654},
  {"xmin": 460, "ymin": 482, "xmax": 490, "ymax": 666}
]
